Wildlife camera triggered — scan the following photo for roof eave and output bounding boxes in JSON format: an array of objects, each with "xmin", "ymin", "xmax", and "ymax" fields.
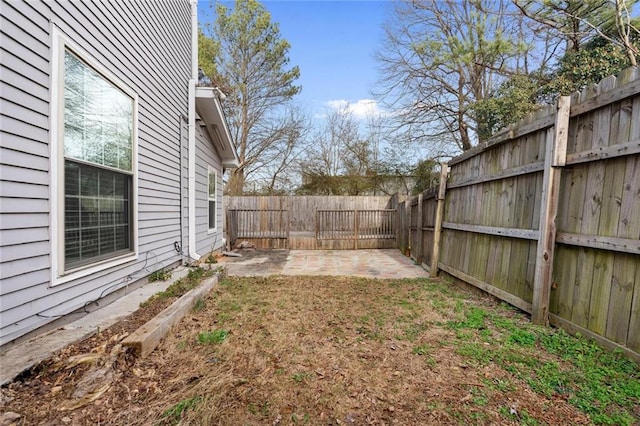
[{"xmin": 194, "ymin": 87, "xmax": 240, "ymax": 168}]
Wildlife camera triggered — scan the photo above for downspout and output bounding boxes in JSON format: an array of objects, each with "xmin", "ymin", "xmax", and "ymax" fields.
[{"xmin": 188, "ymin": 0, "xmax": 201, "ymax": 261}]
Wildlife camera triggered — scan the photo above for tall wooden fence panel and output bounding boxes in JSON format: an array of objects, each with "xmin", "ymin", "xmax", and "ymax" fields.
[
  {"xmin": 400, "ymin": 67, "xmax": 639, "ymax": 360},
  {"xmin": 225, "ymin": 196, "xmax": 397, "ymax": 249}
]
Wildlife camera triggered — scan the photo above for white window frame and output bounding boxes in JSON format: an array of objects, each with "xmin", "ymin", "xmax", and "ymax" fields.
[
  {"xmin": 50, "ymin": 26, "xmax": 139, "ymax": 286},
  {"xmin": 207, "ymin": 166, "xmax": 217, "ymax": 233}
]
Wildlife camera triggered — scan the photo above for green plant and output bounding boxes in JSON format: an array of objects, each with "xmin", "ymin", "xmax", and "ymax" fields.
[
  {"xmin": 161, "ymin": 396, "xmax": 201, "ymax": 424},
  {"xmin": 248, "ymin": 401, "xmax": 271, "ymax": 418},
  {"xmin": 193, "ymin": 297, "xmax": 206, "ymax": 312},
  {"xmin": 197, "ymin": 329, "xmax": 229, "ymax": 344},
  {"xmin": 149, "ymin": 268, "xmax": 172, "ymax": 282},
  {"xmin": 450, "ymin": 300, "xmax": 640, "ymax": 425},
  {"xmin": 292, "ymin": 413, "xmax": 311, "ymax": 424},
  {"xmin": 412, "ymin": 344, "xmax": 430, "ymax": 356},
  {"xmin": 508, "ymin": 329, "xmax": 537, "ymax": 347},
  {"xmin": 447, "ymin": 307, "xmax": 487, "ymax": 330},
  {"xmin": 291, "ymin": 372, "xmax": 309, "ymax": 383}
]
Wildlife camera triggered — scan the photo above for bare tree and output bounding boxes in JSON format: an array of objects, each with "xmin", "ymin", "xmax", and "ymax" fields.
[
  {"xmin": 244, "ymin": 106, "xmax": 311, "ymax": 194},
  {"xmin": 376, "ymin": 0, "xmax": 531, "ymax": 152}
]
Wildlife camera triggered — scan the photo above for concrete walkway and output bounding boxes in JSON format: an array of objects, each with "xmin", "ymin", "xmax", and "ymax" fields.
[{"xmin": 222, "ymin": 249, "xmax": 428, "ymax": 279}]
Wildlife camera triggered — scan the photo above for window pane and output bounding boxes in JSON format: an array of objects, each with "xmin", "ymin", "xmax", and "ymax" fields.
[
  {"xmin": 64, "ymin": 50, "xmax": 133, "ymax": 172},
  {"xmin": 208, "ymin": 171, "xmax": 216, "ymax": 198},
  {"xmin": 209, "ymin": 200, "xmax": 216, "ymax": 229},
  {"xmin": 65, "ymin": 160, "xmax": 131, "ymax": 269}
]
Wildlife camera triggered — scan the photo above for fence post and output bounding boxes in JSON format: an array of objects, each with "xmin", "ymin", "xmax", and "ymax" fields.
[
  {"xmin": 532, "ymin": 96, "xmax": 570, "ymax": 325},
  {"xmin": 430, "ymin": 163, "xmax": 449, "ymax": 278},
  {"xmin": 416, "ymin": 193, "xmax": 424, "ymax": 265}
]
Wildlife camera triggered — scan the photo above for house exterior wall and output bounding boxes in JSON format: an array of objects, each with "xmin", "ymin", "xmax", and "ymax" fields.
[
  {"xmin": 195, "ymin": 126, "xmax": 225, "ymax": 254},
  {"xmin": 0, "ymin": 0, "xmax": 226, "ymax": 346}
]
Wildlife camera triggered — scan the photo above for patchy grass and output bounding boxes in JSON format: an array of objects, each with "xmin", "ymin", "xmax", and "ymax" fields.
[
  {"xmin": 4, "ymin": 275, "xmax": 638, "ymax": 425},
  {"xmin": 160, "ymin": 396, "xmax": 201, "ymax": 425},
  {"xmin": 446, "ymin": 302, "xmax": 640, "ymax": 425},
  {"xmin": 197, "ymin": 329, "xmax": 229, "ymax": 345}
]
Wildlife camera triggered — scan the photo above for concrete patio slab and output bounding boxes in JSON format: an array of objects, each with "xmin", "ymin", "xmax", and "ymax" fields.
[{"xmin": 221, "ymin": 249, "xmax": 428, "ymax": 279}]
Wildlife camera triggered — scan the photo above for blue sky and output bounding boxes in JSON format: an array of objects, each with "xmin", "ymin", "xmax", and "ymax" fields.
[{"xmin": 198, "ymin": 1, "xmax": 392, "ymax": 119}]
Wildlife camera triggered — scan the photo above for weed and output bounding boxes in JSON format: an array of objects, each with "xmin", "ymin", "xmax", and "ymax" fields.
[
  {"xmin": 248, "ymin": 401, "xmax": 270, "ymax": 419},
  {"xmin": 197, "ymin": 329, "xmax": 228, "ymax": 344},
  {"xmin": 161, "ymin": 396, "xmax": 200, "ymax": 424},
  {"xmin": 193, "ymin": 297, "xmax": 206, "ymax": 312},
  {"xmin": 469, "ymin": 411, "xmax": 489, "ymax": 422},
  {"xmin": 447, "ymin": 307, "xmax": 487, "ymax": 330},
  {"xmin": 292, "ymin": 413, "xmax": 311, "ymax": 424},
  {"xmin": 219, "ymin": 299, "xmax": 242, "ymax": 312},
  {"xmin": 398, "ymin": 322, "xmax": 428, "ymax": 342},
  {"xmin": 412, "ymin": 344, "xmax": 430, "ymax": 356},
  {"xmin": 508, "ymin": 329, "xmax": 537, "ymax": 347},
  {"xmin": 141, "ymin": 267, "xmax": 213, "ymax": 308},
  {"xmin": 149, "ymin": 268, "xmax": 172, "ymax": 282},
  {"xmin": 355, "ymin": 326, "xmax": 383, "ymax": 341},
  {"xmin": 291, "ymin": 372, "xmax": 310, "ymax": 383},
  {"xmin": 156, "ymin": 267, "xmax": 212, "ymax": 300},
  {"xmin": 472, "ymin": 395, "xmax": 489, "ymax": 406},
  {"xmin": 485, "ymin": 378, "xmax": 515, "ymax": 393}
]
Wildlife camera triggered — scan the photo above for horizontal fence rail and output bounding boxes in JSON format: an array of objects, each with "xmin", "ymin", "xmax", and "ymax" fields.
[
  {"xmin": 225, "ymin": 196, "xmax": 400, "ymax": 250},
  {"xmin": 228, "ymin": 209, "xmax": 289, "ymax": 239},
  {"xmin": 395, "ymin": 67, "xmax": 640, "ymax": 362},
  {"xmin": 316, "ymin": 209, "xmax": 396, "ymax": 241}
]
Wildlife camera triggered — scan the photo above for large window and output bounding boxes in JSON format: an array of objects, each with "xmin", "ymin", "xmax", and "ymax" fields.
[
  {"xmin": 208, "ymin": 167, "xmax": 217, "ymax": 231},
  {"xmin": 61, "ymin": 48, "xmax": 135, "ymax": 271}
]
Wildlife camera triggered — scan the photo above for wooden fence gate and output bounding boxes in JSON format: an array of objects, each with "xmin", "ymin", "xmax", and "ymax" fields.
[{"xmin": 225, "ymin": 196, "xmax": 400, "ymax": 250}]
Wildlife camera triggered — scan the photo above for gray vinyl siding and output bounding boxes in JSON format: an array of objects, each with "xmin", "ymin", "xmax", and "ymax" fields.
[
  {"xmin": 195, "ymin": 126, "xmax": 225, "ymax": 254},
  {"xmin": 0, "ymin": 0, "xmax": 194, "ymax": 345}
]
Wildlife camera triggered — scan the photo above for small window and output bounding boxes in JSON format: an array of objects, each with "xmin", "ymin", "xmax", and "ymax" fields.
[
  {"xmin": 208, "ymin": 168, "xmax": 217, "ymax": 230},
  {"xmin": 62, "ymin": 48, "xmax": 135, "ymax": 270}
]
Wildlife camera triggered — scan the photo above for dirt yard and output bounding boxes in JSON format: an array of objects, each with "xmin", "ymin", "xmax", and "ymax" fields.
[{"xmin": 2, "ymin": 275, "xmax": 638, "ymax": 425}]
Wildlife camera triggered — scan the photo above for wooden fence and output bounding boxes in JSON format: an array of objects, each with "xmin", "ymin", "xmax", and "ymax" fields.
[
  {"xmin": 399, "ymin": 67, "xmax": 640, "ymax": 360},
  {"xmin": 225, "ymin": 196, "xmax": 398, "ymax": 249}
]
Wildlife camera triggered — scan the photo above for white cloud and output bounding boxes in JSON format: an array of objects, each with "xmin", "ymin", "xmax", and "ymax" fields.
[{"xmin": 325, "ymin": 98, "xmax": 385, "ymax": 120}]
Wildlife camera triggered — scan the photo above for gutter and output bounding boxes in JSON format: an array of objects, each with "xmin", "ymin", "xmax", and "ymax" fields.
[{"xmin": 188, "ymin": 0, "xmax": 200, "ymax": 262}]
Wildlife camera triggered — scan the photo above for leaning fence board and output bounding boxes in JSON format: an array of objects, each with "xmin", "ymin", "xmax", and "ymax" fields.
[
  {"xmin": 442, "ymin": 222, "xmax": 539, "ymax": 240},
  {"xmin": 565, "ymin": 139, "xmax": 640, "ymax": 165},
  {"xmin": 549, "ymin": 314, "xmax": 640, "ymax": 364},
  {"xmin": 555, "ymin": 233, "xmax": 640, "ymax": 255},
  {"xmin": 569, "ymin": 73, "xmax": 640, "ymax": 117},
  {"xmin": 438, "ymin": 263, "xmax": 533, "ymax": 314}
]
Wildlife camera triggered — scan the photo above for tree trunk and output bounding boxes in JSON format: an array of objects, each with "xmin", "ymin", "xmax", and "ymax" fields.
[{"xmin": 227, "ymin": 168, "xmax": 245, "ymax": 195}]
